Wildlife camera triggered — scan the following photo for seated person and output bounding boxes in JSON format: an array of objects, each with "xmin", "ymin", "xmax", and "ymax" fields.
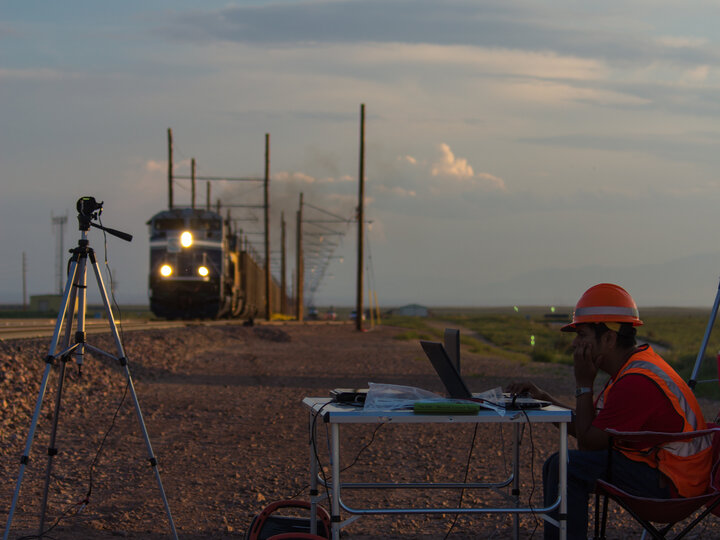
[{"xmin": 507, "ymin": 283, "xmax": 712, "ymax": 540}]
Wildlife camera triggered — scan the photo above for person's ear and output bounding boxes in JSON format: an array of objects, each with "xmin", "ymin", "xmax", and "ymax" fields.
[{"xmin": 600, "ymin": 329, "xmax": 617, "ymax": 350}]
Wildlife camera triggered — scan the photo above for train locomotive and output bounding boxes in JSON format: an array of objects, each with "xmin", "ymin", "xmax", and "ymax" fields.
[{"xmin": 148, "ymin": 207, "xmax": 250, "ymax": 319}]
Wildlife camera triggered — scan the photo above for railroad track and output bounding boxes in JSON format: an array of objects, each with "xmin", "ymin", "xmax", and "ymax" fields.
[
  {"xmin": 0, "ymin": 317, "xmax": 345, "ymax": 341},
  {"xmin": 0, "ymin": 318, "xmax": 225, "ymax": 341}
]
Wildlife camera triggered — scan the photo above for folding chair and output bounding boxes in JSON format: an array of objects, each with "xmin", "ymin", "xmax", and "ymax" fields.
[{"xmin": 594, "ymin": 426, "xmax": 720, "ymax": 539}]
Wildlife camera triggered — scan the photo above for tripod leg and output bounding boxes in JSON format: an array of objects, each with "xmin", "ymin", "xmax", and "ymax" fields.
[
  {"xmin": 3, "ymin": 258, "xmax": 81, "ymax": 540},
  {"xmin": 37, "ymin": 254, "xmax": 85, "ymax": 535},
  {"xmin": 37, "ymin": 357, "xmax": 70, "ymax": 536},
  {"xmin": 689, "ymin": 279, "xmax": 720, "ymax": 389},
  {"xmin": 88, "ymin": 253, "xmax": 179, "ymax": 539}
]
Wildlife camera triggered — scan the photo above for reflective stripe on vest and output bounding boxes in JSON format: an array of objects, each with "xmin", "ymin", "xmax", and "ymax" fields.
[
  {"xmin": 596, "ymin": 346, "xmax": 711, "ymax": 496},
  {"xmin": 619, "ymin": 359, "xmax": 707, "ymax": 456}
]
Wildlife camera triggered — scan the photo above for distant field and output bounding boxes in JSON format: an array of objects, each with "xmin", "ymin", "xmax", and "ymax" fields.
[{"xmin": 383, "ymin": 306, "xmax": 720, "ymax": 399}]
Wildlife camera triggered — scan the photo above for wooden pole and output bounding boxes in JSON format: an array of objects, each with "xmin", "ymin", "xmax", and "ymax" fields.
[
  {"xmin": 296, "ymin": 193, "xmax": 304, "ymax": 321},
  {"xmin": 281, "ymin": 212, "xmax": 287, "ymax": 315},
  {"xmin": 22, "ymin": 252, "xmax": 27, "ymax": 311},
  {"xmin": 264, "ymin": 133, "xmax": 271, "ymax": 321},
  {"xmin": 206, "ymin": 181, "xmax": 211, "ymax": 211},
  {"xmin": 167, "ymin": 128, "xmax": 173, "ymax": 209},
  {"xmin": 191, "ymin": 158, "xmax": 196, "ymax": 209},
  {"xmin": 356, "ymin": 104, "xmax": 365, "ymax": 331}
]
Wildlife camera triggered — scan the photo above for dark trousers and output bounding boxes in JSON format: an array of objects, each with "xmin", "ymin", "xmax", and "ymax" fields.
[{"xmin": 543, "ymin": 449, "xmax": 671, "ymax": 540}]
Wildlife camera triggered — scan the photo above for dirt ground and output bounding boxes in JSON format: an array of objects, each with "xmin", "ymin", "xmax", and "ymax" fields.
[{"xmin": 1, "ymin": 321, "xmax": 719, "ymax": 539}]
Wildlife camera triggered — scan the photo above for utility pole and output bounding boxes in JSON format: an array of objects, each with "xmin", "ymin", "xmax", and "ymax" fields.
[
  {"xmin": 281, "ymin": 212, "xmax": 287, "ymax": 315},
  {"xmin": 356, "ymin": 104, "xmax": 365, "ymax": 331},
  {"xmin": 167, "ymin": 128, "xmax": 174, "ymax": 209},
  {"xmin": 191, "ymin": 158, "xmax": 196, "ymax": 209},
  {"xmin": 264, "ymin": 133, "xmax": 271, "ymax": 321},
  {"xmin": 206, "ymin": 181, "xmax": 211, "ymax": 211},
  {"xmin": 296, "ymin": 193, "xmax": 304, "ymax": 321},
  {"xmin": 52, "ymin": 214, "xmax": 67, "ymax": 295},
  {"xmin": 22, "ymin": 252, "xmax": 27, "ymax": 311}
]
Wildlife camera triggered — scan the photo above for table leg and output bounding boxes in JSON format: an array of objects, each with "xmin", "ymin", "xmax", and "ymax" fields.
[
  {"xmin": 331, "ymin": 423, "xmax": 341, "ymax": 540},
  {"xmin": 309, "ymin": 411, "xmax": 318, "ymax": 535},
  {"xmin": 512, "ymin": 423, "xmax": 520, "ymax": 540},
  {"xmin": 559, "ymin": 422, "xmax": 568, "ymax": 540}
]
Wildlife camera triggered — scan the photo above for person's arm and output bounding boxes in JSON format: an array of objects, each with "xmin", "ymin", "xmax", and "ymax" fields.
[
  {"xmin": 573, "ymin": 391, "xmax": 609, "ymax": 450},
  {"xmin": 569, "ymin": 340, "xmax": 610, "ymax": 450},
  {"xmin": 504, "ymin": 381, "xmax": 582, "ymax": 437},
  {"xmin": 504, "ymin": 381, "xmax": 569, "ymax": 409}
]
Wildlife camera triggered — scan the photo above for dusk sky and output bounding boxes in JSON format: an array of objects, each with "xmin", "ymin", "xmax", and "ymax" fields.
[{"xmin": 5, "ymin": 1, "xmax": 720, "ymax": 309}]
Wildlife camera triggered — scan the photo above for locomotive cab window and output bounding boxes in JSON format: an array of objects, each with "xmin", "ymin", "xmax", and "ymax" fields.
[{"xmin": 154, "ymin": 218, "xmax": 185, "ymax": 231}]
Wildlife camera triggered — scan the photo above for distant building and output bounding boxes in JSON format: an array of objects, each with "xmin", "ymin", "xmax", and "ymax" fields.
[{"xmin": 388, "ymin": 304, "xmax": 429, "ymax": 317}]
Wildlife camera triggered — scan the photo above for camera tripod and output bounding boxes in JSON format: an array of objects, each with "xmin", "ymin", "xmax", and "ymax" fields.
[{"xmin": 3, "ymin": 197, "xmax": 178, "ymax": 539}]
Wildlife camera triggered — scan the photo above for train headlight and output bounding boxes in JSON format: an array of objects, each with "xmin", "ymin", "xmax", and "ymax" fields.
[
  {"xmin": 160, "ymin": 264, "xmax": 173, "ymax": 277},
  {"xmin": 180, "ymin": 231, "xmax": 193, "ymax": 248},
  {"xmin": 198, "ymin": 266, "xmax": 209, "ymax": 277}
]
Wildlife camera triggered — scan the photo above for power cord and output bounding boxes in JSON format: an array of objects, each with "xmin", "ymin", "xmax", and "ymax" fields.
[
  {"xmin": 443, "ymin": 423, "xmax": 480, "ymax": 539},
  {"xmin": 15, "ymin": 379, "xmax": 130, "ymax": 539},
  {"xmin": 98, "ymin": 216, "xmax": 125, "ymax": 344},
  {"xmin": 518, "ymin": 409, "xmax": 540, "ymax": 538},
  {"xmin": 303, "ymin": 401, "xmax": 386, "ymax": 513}
]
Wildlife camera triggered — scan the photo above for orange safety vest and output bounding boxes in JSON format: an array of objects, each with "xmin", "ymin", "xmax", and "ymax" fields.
[{"xmin": 595, "ymin": 345, "xmax": 712, "ymax": 497}]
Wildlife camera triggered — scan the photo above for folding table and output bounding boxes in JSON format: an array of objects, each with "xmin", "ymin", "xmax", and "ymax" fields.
[{"xmin": 303, "ymin": 397, "xmax": 571, "ymax": 539}]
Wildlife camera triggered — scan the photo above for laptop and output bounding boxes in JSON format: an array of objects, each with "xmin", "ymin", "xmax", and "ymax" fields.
[{"xmin": 419, "ymin": 340, "xmax": 551, "ymax": 409}]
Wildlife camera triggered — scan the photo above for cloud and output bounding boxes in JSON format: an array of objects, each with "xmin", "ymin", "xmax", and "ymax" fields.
[
  {"xmin": 274, "ymin": 171, "xmax": 316, "ymax": 184},
  {"xmin": 683, "ymin": 65, "xmax": 710, "ymax": 84},
  {"xmin": 0, "ymin": 68, "xmax": 71, "ymax": 81},
  {"xmin": 376, "ymin": 185, "xmax": 417, "ymax": 197},
  {"xmin": 274, "ymin": 171, "xmax": 356, "ymax": 184},
  {"xmin": 430, "ymin": 143, "xmax": 506, "ymax": 191},
  {"xmin": 431, "ymin": 143, "xmax": 474, "ymax": 179},
  {"xmin": 475, "ymin": 172, "xmax": 506, "ymax": 191},
  {"xmin": 162, "ymin": 0, "xmax": 720, "ymax": 69},
  {"xmin": 145, "ymin": 160, "xmax": 166, "ymax": 172}
]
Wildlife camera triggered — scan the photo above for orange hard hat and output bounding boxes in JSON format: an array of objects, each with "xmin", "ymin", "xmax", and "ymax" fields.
[{"xmin": 561, "ymin": 283, "xmax": 643, "ymax": 332}]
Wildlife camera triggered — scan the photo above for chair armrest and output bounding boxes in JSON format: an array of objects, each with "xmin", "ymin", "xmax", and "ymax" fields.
[{"xmin": 605, "ymin": 425, "xmax": 719, "ymax": 448}]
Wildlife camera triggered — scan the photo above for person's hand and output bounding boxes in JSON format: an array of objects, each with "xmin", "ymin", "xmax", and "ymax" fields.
[
  {"xmin": 573, "ymin": 340, "xmax": 600, "ymax": 387},
  {"xmin": 505, "ymin": 381, "xmax": 548, "ymax": 401}
]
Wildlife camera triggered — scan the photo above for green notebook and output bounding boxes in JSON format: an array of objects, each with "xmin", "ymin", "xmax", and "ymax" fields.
[{"xmin": 413, "ymin": 401, "xmax": 481, "ymax": 414}]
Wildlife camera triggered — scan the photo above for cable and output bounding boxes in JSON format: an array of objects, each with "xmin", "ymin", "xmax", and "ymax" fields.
[
  {"xmin": 83, "ymin": 379, "xmax": 131, "ymax": 509},
  {"xmin": 15, "ymin": 378, "xmax": 130, "ymax": 540},
  {"xmin": 309, "ymin": 402, "xmax": 333, "ymax": 514},
  {"xmin": 518, "ymin": 409, "xmax": 540, "ymax": 539},
  {"xmin": 443, "ymin": 423, "xmax": 480, "ymax": 539},
  {"xmin": 340, "ymin": 422, "xmax": 384, "ymax": 473},
  {"xmin": 307, "ymin": 401, "xmax": 387, "ymax": 517},
  {"xmin": 97, "ymin": 216, "xmax": 125, "ymax": 345}
]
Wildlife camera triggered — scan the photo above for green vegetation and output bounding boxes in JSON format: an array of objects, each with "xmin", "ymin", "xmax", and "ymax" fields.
[
  {"xmin": 383, "ymin": 316, "xmax": 441, "ymax": 342},
  {"xmin": 640, "ymin": 313, "xmax": 720, "ymax": 398},
  {"xmin": 443, "ymin": 313, "xmax": 574, "ymax": 365}
]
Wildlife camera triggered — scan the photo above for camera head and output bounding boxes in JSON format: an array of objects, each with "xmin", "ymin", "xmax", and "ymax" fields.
[
  {"xmin": 77, "ymin": 196, "xmax": 104, "ymax": 219},
  {"xmin": 74, "ymin": 196, "xmax": 132, "ymax": 242}
]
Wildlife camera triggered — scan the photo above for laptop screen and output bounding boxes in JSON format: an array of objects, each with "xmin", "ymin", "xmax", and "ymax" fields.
[{"xmin": 420, "ymin": 340, "xmax": 472, "ymax": 399}]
